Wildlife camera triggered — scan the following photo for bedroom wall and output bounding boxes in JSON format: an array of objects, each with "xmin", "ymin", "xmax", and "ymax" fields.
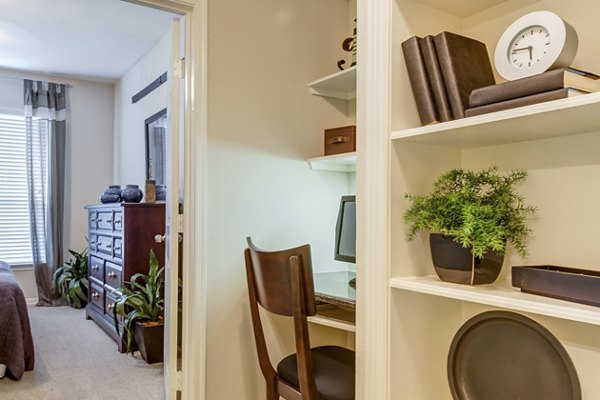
[
  {"xmin": 113, "ymin": 31, "xmax": 172, "ymax": 188},
  {"xmin": 0, "ymin": 68, "xmax": 114, "ymax": 301}
]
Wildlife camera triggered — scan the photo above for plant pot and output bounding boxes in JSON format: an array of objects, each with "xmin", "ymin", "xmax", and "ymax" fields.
[
  {"xmin": 429, "ymin": 233, "xmax": 504, "ymax": 285},
  {"xmin": 133, "ymin": 321, "xmax": 164, "ymax": 364}
]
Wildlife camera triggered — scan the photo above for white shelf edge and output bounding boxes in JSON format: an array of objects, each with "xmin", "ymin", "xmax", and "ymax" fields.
[
  {"xmin": 390, "ymin": 91, "xmax": 600, "ymax": 148},
  {"xmin": 390, "ymin": 275, "xmax": 600, "ymax": 326},
  {"xmin": 307, "ymin": 66, "xmax": 357, "ymax": 100},
  {"xmin": 308, "ymin": 314, "xmax": 356, "ymax": 332},
  {"xmin": 307, "ymin": 152, "xmax": 356, "ymax": 172}
]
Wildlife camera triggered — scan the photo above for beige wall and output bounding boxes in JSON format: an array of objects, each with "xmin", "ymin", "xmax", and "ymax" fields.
[
  {"xmin": 205, "ymin": 0, "xmax": 355, "ymax": 398},
  {"xmin": 0, "ymin": 68, "xmax": 114, "ymax": 301},
  {"xmin": 114, "ymin": 31, "xmax": 172, "ymax": 187}
]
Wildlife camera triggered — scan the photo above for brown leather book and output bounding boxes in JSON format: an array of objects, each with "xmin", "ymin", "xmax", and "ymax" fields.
[
  {"xmin": 434, "ymin": 31, "xmax": 496, "ymax": 119},
  {"xmin": 464, "ymin": 88, "xmax": 586, "ymax": 117},
  {"xmin": 469, "ymin": 67, "xmax": 600, "ymax": 108},
  {"xmin": 419, "ymin": 35, "xmax": 452, "ymax": 122},
  {"xmin": 402, "ymin": 36, "xmax": 438, "ymax": 126}
]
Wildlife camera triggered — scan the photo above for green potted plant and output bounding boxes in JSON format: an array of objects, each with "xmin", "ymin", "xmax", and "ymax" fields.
[
  {"xmin": 53, "ymin": 248, "xmax": 89, "ymax": 308},
  {"xmin": 404, "ymin": 166, "xmax": 536, "ymax": 285},
  {"xmin": 113, "ymin": 249, "xmax": 165, "ymax": 363}
]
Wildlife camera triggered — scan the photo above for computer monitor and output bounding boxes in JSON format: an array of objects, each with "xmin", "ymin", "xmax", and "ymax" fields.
[{"xmin": 334, "ymin": 195, "xmax": 356, "ymax": 263}]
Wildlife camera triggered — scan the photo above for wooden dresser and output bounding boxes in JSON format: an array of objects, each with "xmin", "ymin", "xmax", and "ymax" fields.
[{"xmin": 85, "ymin": 202, "xmax": 165, "ymax": 352}]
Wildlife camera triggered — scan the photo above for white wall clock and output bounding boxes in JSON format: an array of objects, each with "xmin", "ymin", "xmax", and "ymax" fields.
[{"xmin": 494, "ymin": 11, "xmax": 578, "ymax": 81}]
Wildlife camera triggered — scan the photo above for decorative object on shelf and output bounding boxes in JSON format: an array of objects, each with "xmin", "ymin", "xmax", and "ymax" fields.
[
  {"xmin": 512, "ymin": 265, "xmax": 600, "ymax": 307},
  {"xmin": 52, "ymin": 247, "xmax": 88, "ymax": 309},
  {"xmin": 122, "ymin": 184, "xmax": 144, "ymax": 203},
  {"xmin": 448, "ymin": 311, "xmax": 581, "ymax": 400},
  {"xmin": 100, "ymin": 185, "xmax": 122, "ymax": 203},
  {"xmin": 324, "ymin": 125, "xmax": 356, "ymax": 156},
  {"xmin": 113, "ymin": 249, "xmax": 165, "ymax": 363},
  {"xmin": 465, "ymin": 87, "xmax": 586, "ymax": 117},
  {"xmin": 402, "ymin": 32, "xmax": 495, "ymax": 125},
  {"xmin": 494, "ymin": 11, "xmax": 578, "ymax": 81},
  {"xmin": 145, "ymin": 180, "xmax": 156, "ymax": 204},
  {"xmin": 404, "ymin": 167, "xmax": 536, "ymax": 285},
  {"xmin": 337, "ymin": 18, "xmax": 357, "ymax": 71},
  {"xmin": 156, "ymin": 184, "xmax": 167, "ymax": 201}
]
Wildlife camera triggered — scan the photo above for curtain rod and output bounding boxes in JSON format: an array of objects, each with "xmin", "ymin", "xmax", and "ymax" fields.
[{"xmin": 0, "ymin": 75, "xmax": 73, "ymax": 88}]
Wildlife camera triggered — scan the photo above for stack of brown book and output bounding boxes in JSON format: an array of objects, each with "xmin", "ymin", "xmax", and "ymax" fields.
[
  {"xmin": 465, "ymin": 67, "xmax": 600, "ymax": 117},
  {"xmin": 402, "ymin": 32, "xmax": 495, "ymax": 126}
]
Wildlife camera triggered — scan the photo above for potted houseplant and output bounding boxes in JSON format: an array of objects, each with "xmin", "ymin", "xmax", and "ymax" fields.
[
  {"xmin": 113, "ymin": 249, "xmax": 165, "ymax": 363},
  {"xmin": 404, "ymin": 166, "xmax": 536, "ymax": 285},
  {"xmin": 52, "ymin": 248, "xmax": 89, "ymax": 308}
]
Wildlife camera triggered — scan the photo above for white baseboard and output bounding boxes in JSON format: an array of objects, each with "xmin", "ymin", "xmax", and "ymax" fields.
[{"xmin": 26, "ymin": 298, "xmax": 38, "ymax": 305}]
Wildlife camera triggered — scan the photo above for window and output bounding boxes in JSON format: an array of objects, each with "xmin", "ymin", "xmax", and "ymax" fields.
[{"xmin": 0, "ymin": 112, "xmax": 46, "ymax": 266}]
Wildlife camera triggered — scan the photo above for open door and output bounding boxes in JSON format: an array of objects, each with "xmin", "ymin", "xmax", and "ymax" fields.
[{"xmin": 164, "ymin": 16, "xmax": 184, "ymax": 399}]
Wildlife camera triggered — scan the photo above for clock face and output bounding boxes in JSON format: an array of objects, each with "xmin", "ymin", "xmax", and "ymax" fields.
[
  {"xmin": 509, "ymin": 25, "xmax": 550, "ymax": 69},
  {"xmin": 494, "ymin": 11, "xmax": 578, "ymax": 81}
]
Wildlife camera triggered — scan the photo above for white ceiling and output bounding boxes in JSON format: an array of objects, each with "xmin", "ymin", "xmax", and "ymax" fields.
[{"xmin": 0, "ymin": 0, "xmax": 176, "ymax": 82}]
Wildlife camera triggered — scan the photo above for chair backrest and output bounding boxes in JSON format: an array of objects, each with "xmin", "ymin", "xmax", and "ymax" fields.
[
  {"xmin": 244, "ymin": 237, "xmax": 319, "ymax": 399},
  {"xmin": 245, "ymin": 237, "xmax": 317, "ymax": 317}
]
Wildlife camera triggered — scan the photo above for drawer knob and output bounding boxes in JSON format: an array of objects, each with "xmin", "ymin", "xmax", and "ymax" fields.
[
  {"xmin": 154, "ymin": 234, "xmax": 165, "ymax": 243},
  {"xmin": 114, "ymin": 245, "xmax": 121, "ymax": 251},
  {"xmin": 92, "ymin": 265, "xmax": 99, "ymax": 271},
  {"xmin": 106, "ymin": 218, "xmax": 112, "ymax": 223},
  {"xmin": 90, "ymin": 218, "xmax": 96, "ymax": 222},
  {"xmin": 97, "ymin": 218, "xmax": 103, "ymax": 223},
  {"xmin": 92, "ymin": 292, "xmax": 100, "ymax": 299},
  {"xmin": 107, "ymin": 272, "xmax": 118, "ymax": 279},
  {"xmin": 106, "ymin": 243, "xmax": 112, "ymax": 249},
  {"xmin": 115, "ymin": 219, "xmax": 122, "ymax": 225},
  {"xmin": 107, "ymin": 303, "xmax": 115, "ymax": 311}
]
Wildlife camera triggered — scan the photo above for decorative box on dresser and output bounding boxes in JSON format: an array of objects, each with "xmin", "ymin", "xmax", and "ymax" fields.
[{"xmin": 85, "ymin": 202, "xmax": 165, "ymax": 352}]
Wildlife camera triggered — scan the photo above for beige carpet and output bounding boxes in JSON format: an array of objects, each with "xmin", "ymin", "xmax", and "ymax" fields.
[{"xmin": 0, "ymin": 306, "xmax": 164, "ymax": 400}]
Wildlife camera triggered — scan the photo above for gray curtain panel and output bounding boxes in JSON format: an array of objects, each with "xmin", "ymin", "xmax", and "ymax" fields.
[{"xmin": 24, "ymin": 79, "xmax": 68, "ymax": 306}]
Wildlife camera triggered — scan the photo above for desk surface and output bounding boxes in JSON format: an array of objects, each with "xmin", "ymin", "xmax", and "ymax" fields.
[{"xmin": 313, "ymin": 270, "xmax": 356, "ymax": 309}]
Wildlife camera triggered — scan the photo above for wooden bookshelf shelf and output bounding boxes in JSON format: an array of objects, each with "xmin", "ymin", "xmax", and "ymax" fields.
[{"xmin": 307, "ymin": 152, "xmax": 356, "ymax": 172}]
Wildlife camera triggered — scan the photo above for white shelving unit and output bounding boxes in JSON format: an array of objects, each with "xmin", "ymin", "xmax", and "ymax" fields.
[
  {"xmin": 391, "ymin": 92, "xmax": 600, "ymax": 148},
  {"xmin": 390, "ymin": 276, "xmax": 600, "ymax": 326},
  {"xmin": 307, "ymin": 151, "xmax": 356, "ymax": 172},
  {"xmin": 307, "ymin": 66, "xmax": 356, "ymax": 100},
  {"xmin": 361, "ymin": 0, "xmax": 600, "ymax": 398}
]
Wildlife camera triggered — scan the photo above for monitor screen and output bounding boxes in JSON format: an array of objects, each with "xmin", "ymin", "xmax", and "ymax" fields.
[{"xmin": 334, "ymin": 195, "xmax": 356, "ymax": 263}]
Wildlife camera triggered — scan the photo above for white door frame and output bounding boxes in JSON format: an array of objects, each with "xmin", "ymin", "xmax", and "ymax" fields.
[{"xmin": 123, "ymin": 1, "xmax": 207, "ymax": 399}]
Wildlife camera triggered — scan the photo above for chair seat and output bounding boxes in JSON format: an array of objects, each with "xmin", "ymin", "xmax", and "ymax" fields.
[{"xmin": 277, "ymin": 346, "xmax": 355, "ymax": 400}]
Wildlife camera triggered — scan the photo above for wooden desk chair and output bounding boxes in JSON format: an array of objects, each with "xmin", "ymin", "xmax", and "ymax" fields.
[{"xmin": 244, "ymin": 237, "xmax": 355, "ymax": 400}]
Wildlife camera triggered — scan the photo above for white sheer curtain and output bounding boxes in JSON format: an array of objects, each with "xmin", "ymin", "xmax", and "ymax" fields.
[{"xmin": 24, "ymin": 79, "xmax": 68, "ymax": 306}]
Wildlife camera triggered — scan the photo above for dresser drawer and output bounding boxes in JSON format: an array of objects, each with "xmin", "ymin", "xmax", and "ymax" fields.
[
  {"xmin": 96, "ymin": 235, "xmax": 114, "ymax": 256},
  {"xmin": 114, "ymin": 238, "xmax": 123, "ymax": 259},
  {"xmin": 89, "ymin": 255, "xmax": 104, "ymax": 282},
  {"xmin": 88, "ymin": 211, "xmax": 98, "ymax": 230},
  {"xmin": 90, "ymin": 282, "xmax": 104, "ymax": 309},
  {"xmin": 96, "ymin": 211, "xmax": 115, "ymax": 231},
  {"xmin": 105, "ymin": 261, "xmax": 122, "ymax": 290},
  {"xmin": 88, "ymin": 234, "xmax": 97, "ymax": 253},
  {"xmin": 113, "ymin": 211, "xmax": 123, "ymax": 231},
  {"xmin": 105, "ymin": 289, "xmax": 122, "ymax": 324}
]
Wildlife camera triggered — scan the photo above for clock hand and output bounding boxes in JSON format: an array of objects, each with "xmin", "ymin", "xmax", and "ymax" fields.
[
  {"xmin": 512, "ymin": 47, "xmax": 530, "ymax": 53},
  {"xmin": 528, "ymin": 46, "xmax": 533, "ymax": 60}
]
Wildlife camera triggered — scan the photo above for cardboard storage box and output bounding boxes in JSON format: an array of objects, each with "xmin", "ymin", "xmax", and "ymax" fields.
[{"xmin": 324, "ymin": 125, "xmax": 356, "ymax": 156}]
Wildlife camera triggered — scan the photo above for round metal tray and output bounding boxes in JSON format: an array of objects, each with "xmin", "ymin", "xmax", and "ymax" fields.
[{"xmin": 448, "ymin": 311, "xmax": 581, "ymax": 400}]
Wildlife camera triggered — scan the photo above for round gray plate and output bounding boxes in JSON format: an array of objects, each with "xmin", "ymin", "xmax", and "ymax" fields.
[{"xmin": 448, "ymin": 311, "xmax": 581, "ymax": 400}]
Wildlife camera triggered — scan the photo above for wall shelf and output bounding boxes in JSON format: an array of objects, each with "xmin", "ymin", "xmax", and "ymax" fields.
[
  {"xmin": 307, "ymin": 152, "xmax": 356, "ymax": 172},
  {"xmin": 390, "ymin": 275, "xmax": 600, "ymax": 326},
  {"xmin": 391, "ymin": 92, "xmax": 600, "ymax": 149},
  {"xmin": 307, "ymin": 66, "xmax": 356, "ymax": 100},
  {"xmin": 309, "ymin": 305, "xmax": 356, "ymax": 332}
]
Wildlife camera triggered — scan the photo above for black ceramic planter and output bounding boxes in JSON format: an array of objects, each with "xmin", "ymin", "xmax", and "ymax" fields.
[
  {"xmin": 429, "ymin": 234, "xmax": 504, "ymax": 285},
  {"xmin": 133, "ymin": 321, "xmax": 164, "ymax": 364}
]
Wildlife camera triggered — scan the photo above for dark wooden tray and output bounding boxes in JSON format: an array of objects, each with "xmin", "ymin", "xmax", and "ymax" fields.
[{"xmin": 512, "ymin": 265, "xmax": 600, "ymax": 307}]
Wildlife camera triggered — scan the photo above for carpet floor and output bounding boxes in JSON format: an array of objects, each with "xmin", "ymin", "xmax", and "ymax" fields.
[{"xmin": 0, "ymin": 306, "xmax": 164, "ymax": 400}]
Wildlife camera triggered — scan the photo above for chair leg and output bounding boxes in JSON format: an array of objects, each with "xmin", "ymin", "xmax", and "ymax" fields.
[{"xmin": 266, "ymin": 379, "xmax": 278, "ymax": 400}]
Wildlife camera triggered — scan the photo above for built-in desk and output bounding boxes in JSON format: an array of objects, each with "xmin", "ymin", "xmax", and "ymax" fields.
[{"xmin": 310, "ymin": 270, "xmax": 356, "ymax": 332}]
